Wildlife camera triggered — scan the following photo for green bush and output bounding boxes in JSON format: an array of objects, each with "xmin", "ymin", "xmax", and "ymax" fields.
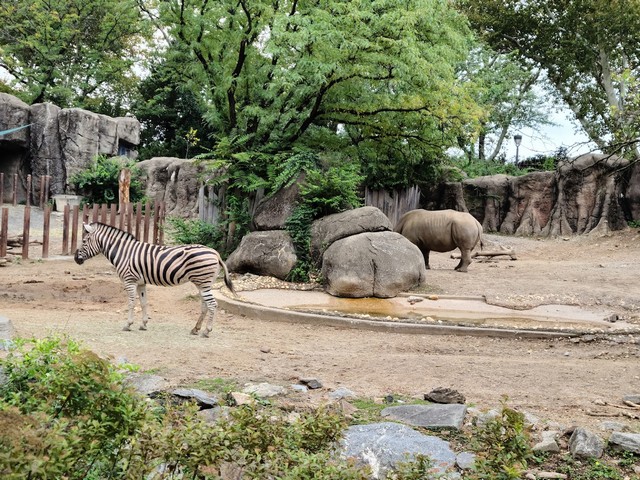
[
  {"xmin": 0, "ymin": 336, "xmax": 371, "ymax": 479},
  {"xmin": 467, "ymin": 400, "xmax": 533, "ymax": 479},
  {"xmin": 69, "ymin": 155, "xmax": 145, "ymax": 205},
  {"xmin": 165, "ymin": 216, "xmax": 224, "ymax": 248}
]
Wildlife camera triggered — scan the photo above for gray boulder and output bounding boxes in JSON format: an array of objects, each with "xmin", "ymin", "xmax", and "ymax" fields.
[
  {"xmin": 381, "ymin": 404, "xmax": 467, "ymax": 430},
  {"xmin": 321, "ymin": 231, "xmax": 426, "ymax": 298},
  {"xmin": 310, "ymin": 206, "xmax": 392, "ymax": 264},
  {"xmin": 30, "ymin": 103, "xmax": 65, "ymax": 195},
  {"xmin": 58, "ymin": 108, "xmax": 101, "ymax": 182},
  {"xmin": 98, "ymin": 114, "xmax": 119, "ymax": 156},
  {"xmin": 569, "ymin": 427, "xmax": 604, "ymax": 459},
  {"xmin": 0, "ymin": 93, "xmax": 30, "ymax": 147},
  {"xmin": 341, "ymin": 422, "xmax": 457, "ymax": 479},
  {"xmin": 252, "ymin": 176, "xmax": 302, "ymax": 231},
  {"xmin": 116, "ymin": 116, "xmax": 141, "ymax": 146},
  {"xmin": 608, "ymin": 432, "xmax": 640, "ymax": 454},
  {"xmin": 137, "ymin": 157, "xmax": 204, "ymax": 217},
  {"xmin": 226, "ymin": 230, "xmax": 297, "ymax": 280}
]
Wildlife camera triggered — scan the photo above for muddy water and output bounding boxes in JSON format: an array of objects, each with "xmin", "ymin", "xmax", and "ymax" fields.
[{"xmin": 238, "ymin": 289, "xmax": 634, "ymax": 334}]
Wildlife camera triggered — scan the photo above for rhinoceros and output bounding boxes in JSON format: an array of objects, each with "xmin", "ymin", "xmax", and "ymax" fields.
[{"xmin": 394, "ymin": 209, "xmax": 483, "ymax": 272}]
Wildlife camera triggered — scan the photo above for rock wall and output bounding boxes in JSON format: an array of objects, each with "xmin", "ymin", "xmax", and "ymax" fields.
[
  {"xmin": 0, "ymin": 93, "xmax": 140, "ymax": 203},
  {"xmin": 422, "ymin": 154, "xmax": 638, "ymax": 236}
]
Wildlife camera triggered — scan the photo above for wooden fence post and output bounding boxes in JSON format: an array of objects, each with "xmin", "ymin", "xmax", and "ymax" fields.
[
  {"xmin": 71, "ymin": 205, "xmax": 80, "ymax": 253},
  {"xmin": 62, "ymin": 204, "xmax": 70, "ymax": 256},
  {"xmin": 42, "ymin": 205, "xmax": 51, "ymax": 258},
  {"xmin": 143, "ymin": 200, "xmax": 151, "ymax": 242},
  {"xmin": 22, "ymin": 206, "xmax": 30, "ymax": 259},
  {"xmin": 26, "ymin": 175, "xmax": 31, "ymax": 207},
  {"xmin": 135, "ymin": 202, "xmax": 142, "ymax": 239},
  {"xmin": 109, "ymin": 203, "xmax": 117, "ymax": 226},
  {"xmin": 119, "ymin": 168, "xmax": 131, "ymax": 211},
  {"xmin": 0, "ymin": 172, "xmax": 4, "ymax": 205},
  {"xmin": 12, "ymin": 173, "xmax": 18, "ymax": 206},
  {"xmin": 0, "ymin": 208, "xmax": 8, "ymax": 257}
]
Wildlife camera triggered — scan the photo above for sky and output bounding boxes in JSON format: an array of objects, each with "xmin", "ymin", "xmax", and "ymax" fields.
[{"xmin": 503, "ymin": 107, "xmax": 598, "ymax": 162}]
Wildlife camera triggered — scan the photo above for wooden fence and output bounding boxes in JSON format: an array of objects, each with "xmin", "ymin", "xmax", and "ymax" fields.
[
  {"xmin": 0, "ymin": 174, "xmax": 165, "ymax": 259},
  {"xmin": 364, "ymin": 186, "xmax": 421, "ymax": 228}
]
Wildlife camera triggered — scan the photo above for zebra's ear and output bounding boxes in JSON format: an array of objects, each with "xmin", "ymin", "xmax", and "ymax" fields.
[{"xmin": 83, "ymin": 223, "xmax": 95, "ymax": 234}]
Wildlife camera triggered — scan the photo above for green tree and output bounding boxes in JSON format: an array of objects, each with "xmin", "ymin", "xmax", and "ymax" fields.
[
  {"xmin": 457, "ymin": 46, "xmax": 554, "ymax": 162},
  {"xmin": 458, "ymin": 0, "xmax": 640, "ymax": 157},
  {"xmin": 144, "ymin": 0, "xmax": 482, "ymax": 190},
  {"xmin": 0, "ymin": 0, "xmax": 150, "ymax": 111}
]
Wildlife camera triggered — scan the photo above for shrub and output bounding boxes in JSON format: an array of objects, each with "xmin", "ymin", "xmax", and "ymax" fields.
[
  {"xmin": 467, "ymin": 399, "xmax": 533, "ymax": 479},
  {"xmin": 69, "ymin": 155, "xmax": 145, "ymax": 205}
]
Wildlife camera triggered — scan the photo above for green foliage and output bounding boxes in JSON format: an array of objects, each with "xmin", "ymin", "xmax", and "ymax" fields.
[
  {"xmin": 467, "ymin": 400, "xmax": 533, "ymax": 480},
  {"xmin": 556, "ymin": 456, "xmax": 627, "ymax": 480},
  {"xmin": 285, "ymin": 156, "xmax": 363, "ymax": 282},
  {"xmin": 0, "ymin": 0, "xmax": 150, "ymax": 109},
  {"xmin": 628, "ymin": 220, "xmax": 640, "ymax": 228},
  {"xmin": 0, "ymin": 336, "xmax": 149, "ymax": 479},
  {"xmin": 448, "ymin": 157, "xmax": 530, "ymax": 179},
  {"xmin": 392, "ymin": 454, "xmax": 443, "ymax": 480},
  {"xmin": 0, "ymin": 336, "xmax": 371, "ymax": 479},
  {"xmin": 165, "ymin": 216, "xmax": 223, "ymax": 248},
  {"xmin": 460, "ymin": 0, "xmax": 640, "ymax": 154},
  {"xmin": 69, "ymin": 155, "xmax": 145, "ymax": 205},
  {"xmin": 148, "ymin": 0, "xmax": 481, "ymax": 190}
]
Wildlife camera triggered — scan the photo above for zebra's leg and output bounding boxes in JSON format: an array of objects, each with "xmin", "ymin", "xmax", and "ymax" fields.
[
  {"xmin": 190, "ymin": 298, "xmax": 207, "ymax": 336},
  {"xmin": 138, "ymin": 284, "xmax": 149, "ymax": 330},
  {"xmin": 199, "ymin": 286, "xmax": 218, "ymax": 338},
  {"xmin": 123, "ymin": 282, "xmax": 137, "ymax": 331}
]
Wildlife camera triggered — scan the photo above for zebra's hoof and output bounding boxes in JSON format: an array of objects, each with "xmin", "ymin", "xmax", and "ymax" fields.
[
  {"xmin": 200, "ymin": 331, "xmax": 210, "ymax": 338},
  {"xmin": 190, "ymin": 329, "xmax": 199, "ymax": 335},
  {"xmin": 122, "ymin": 326, "xmax": 132, "ymax": 331},
  {"xmin": 139, "ymin": 325, "xmax": 147, "ymax": 331}
]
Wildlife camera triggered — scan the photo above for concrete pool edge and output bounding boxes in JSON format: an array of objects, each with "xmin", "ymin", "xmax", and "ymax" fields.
[{"xmin": 217, "ymin": 293, "xmax": 580, "ymax": 340}]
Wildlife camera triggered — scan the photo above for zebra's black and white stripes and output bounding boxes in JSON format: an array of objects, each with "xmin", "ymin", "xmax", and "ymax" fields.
[{"xmin": 74, "ymin": 222, "xmax": 235, "ymax": 337}]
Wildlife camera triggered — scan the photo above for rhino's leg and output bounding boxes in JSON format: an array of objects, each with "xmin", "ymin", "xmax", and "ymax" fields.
[
  {"xmin": 420, "ymin": 247, "xmax": 431, "ymax": 269},
  {"xmin": 455, "ymin": 248, "xmax": 471, "ymax": 272}
]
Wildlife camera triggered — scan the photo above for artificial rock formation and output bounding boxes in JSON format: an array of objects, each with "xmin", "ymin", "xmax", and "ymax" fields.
[
  {"xmin": 423, "ymin": 153, "xmax": 637, "ymax": 237},
  {"xmin": 0, "ymin": 92, "xmax": 140, "ymax": 203}
]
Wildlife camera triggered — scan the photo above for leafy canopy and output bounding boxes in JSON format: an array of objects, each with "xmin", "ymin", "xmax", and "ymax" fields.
[
  {"xmin": 458, "ymin": 0, "xmax": 640, "ymax": 157},
  {"xmin": 0, "ymin": 0, "xmax": 150, "ymax": 111},
  {"xmin": 146, "ymin": 0, "xmax": 482, "ymax": 189}
]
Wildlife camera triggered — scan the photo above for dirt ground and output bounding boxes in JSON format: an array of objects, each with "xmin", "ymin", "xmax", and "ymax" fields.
[{"xmin": 1, "ymin": 223, "xmax": 640, "ymax": 431}]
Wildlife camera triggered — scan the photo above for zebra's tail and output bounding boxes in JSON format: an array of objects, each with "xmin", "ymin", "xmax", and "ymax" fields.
[{"xmin": 218, "ymin": 253, "xmax": 236, "ymax": 296}]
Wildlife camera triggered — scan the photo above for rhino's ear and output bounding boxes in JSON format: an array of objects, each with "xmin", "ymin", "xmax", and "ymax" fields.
[{"xmin": 83, "ymin": 223, "xmax": 95, "ymax": 234}]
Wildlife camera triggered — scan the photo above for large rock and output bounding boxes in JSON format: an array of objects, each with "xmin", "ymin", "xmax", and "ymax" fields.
[
  {"xmin": 30, "ymin": 103, "xmax": 65, "ymax": 195},
  {"xmin": 543, "ymin": 154, "xmax": 629, "ymax": 236},
  {"xmin": 0, "ymin": 93, "xmax": 30, "ymax": 147},
  {"xmin": 58, "ymin": 108, "xmax": 101, "ymax": 183},
  {"xmin": 321, "ymin": 231, "xmax": 426, "ymax": 298},
  {"xmin": 98, "ymin": 114, "xmax": 119, "ymax": 156},
  {"xmin": 226, "ymin": 230, "xmax": 297, "ymax": 280},
  {"xmin": 310, "ymin": 206, "xmax": 392, "ymax": 265},
  {"xmin": 0, "ymin": 93, "xmax": 141, "ymax": 198},
  {"xmin": 503, "ymin": 172, "xmax": 555, "ymax": 236},
  {"xmin": 116, "ymin": 116, "xmax": 141, "ymax": 146},
  {"xmin": 341, "ymin": 422, "xmax": 457, "ymax": 479},
  {"xmin": 137, "ymin": 157, "xmax": 204, "ymax": 217},
  {"xmin": 251, "ymin": 176, "xmax": 302, "ymax": 231}
]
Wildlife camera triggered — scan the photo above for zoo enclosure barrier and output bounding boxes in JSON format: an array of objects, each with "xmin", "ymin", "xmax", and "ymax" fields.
[{"xmin": 0, "ymin": 200, "xmax": 166, "ymax": 261}]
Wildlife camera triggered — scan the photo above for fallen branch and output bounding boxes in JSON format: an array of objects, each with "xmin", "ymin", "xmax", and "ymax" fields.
[{"xmin": 451, "ymin": 246, "xmax": 517, "ymax": 260}]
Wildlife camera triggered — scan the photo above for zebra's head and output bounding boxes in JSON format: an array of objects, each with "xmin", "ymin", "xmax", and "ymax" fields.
[{"xmin": 74, "ymin": 223, "xmax": 100, "ymax": 265}]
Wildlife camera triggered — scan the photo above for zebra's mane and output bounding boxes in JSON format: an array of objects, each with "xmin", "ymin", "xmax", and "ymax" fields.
[{"xmin": 92, "ymin": 222, "xmax": 138, "ymax": 242}]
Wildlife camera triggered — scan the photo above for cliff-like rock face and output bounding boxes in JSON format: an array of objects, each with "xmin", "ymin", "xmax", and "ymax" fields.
[
  {"xmin": 423, "ymin": 154, "xmax": 637, "ymax": 236},
  {"xmin": 0, "ymin": 93, "xmax": 139, "ymax": 203}
]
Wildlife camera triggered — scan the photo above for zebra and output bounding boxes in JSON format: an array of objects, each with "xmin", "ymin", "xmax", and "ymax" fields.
[{"xmin": 74, "ymin": 222, "xmax": 235, "ymax": 337}]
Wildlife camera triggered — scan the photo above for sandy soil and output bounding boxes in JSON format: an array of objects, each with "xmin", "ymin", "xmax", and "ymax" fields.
[{"xmin": 1, "ymin": 225, "xmax": 640, "ymax": 430}]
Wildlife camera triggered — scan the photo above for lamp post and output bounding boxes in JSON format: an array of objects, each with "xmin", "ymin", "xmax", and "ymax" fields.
[{"xmin": 513, "ymin": 134, "xmax": 522, "ymax": 164}]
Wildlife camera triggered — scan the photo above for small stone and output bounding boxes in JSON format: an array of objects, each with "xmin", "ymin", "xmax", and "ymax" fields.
[
  {"xmin": 260, "ymin": 347, "xmax": 271, "ymax": 353},
  {"xmin": 299, "ymin": 378, "xmax": 323, "ymax": 389},
  {"xmin": 424, "ymin": 387, "xmax": 466, "ymax": 404},
  {"xmin": 228, "ymin": 392, "xmax": 254, "ymax": 406}
]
